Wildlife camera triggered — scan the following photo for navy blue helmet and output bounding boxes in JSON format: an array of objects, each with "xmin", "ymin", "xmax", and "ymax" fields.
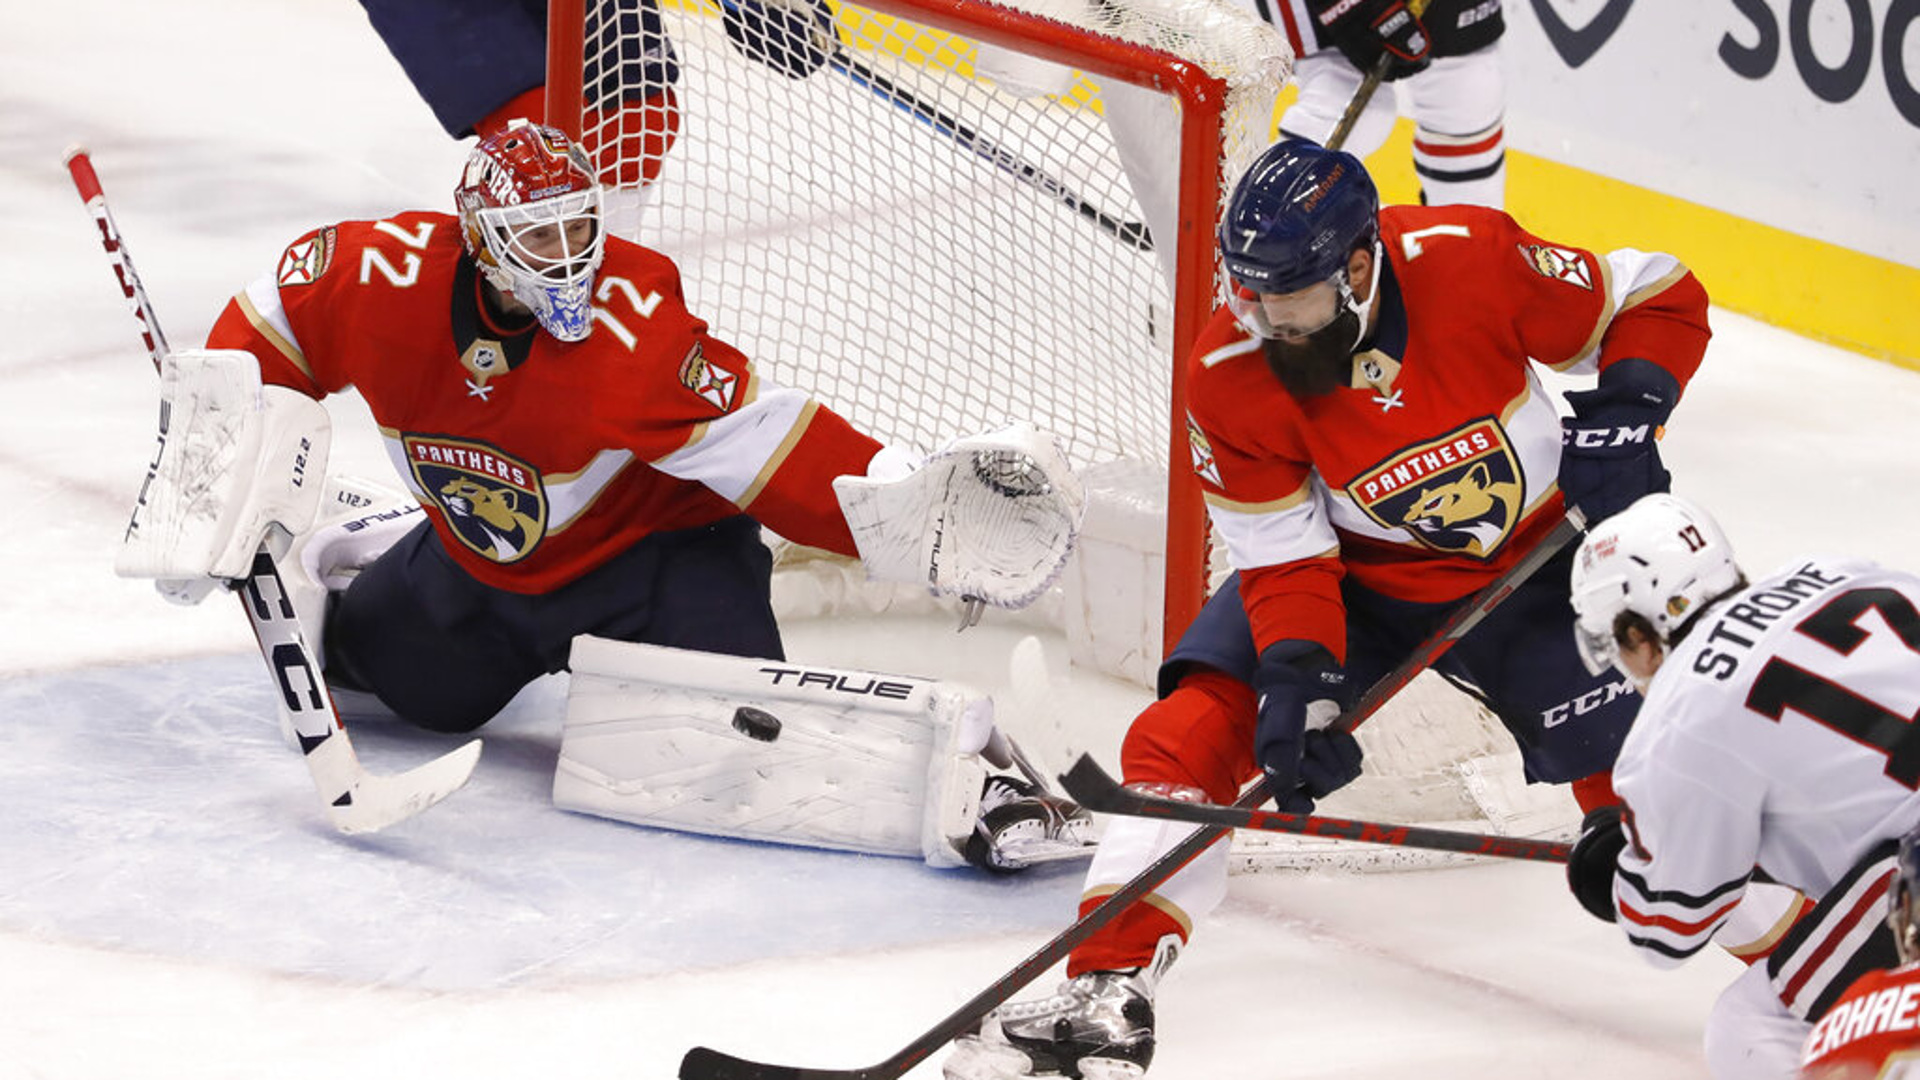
[{"xmin": 1219, "ymin": 138, "xmax": 1380, "ymax": 296}]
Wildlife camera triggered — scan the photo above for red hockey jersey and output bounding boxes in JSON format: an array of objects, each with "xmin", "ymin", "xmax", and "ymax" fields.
[
  {"xmin": 208, "ymin": 211, "xmax": 880, "ymax": 594},
  {"xmin": 1803, "ymin": 962, "xmax": 1920, "ymax": 1077},
  {"xmin": 1185, "ymin": 204, "xmax": 1709, "ymax": 657}
]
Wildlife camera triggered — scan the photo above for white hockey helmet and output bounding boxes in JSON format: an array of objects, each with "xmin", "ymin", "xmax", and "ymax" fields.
[
  {"xmin": 1568, "ymin": 493, "xmax": 1741, "ymax": 677},
  {"xmin": 455, "ymin": 119, "xmax": 605, "ymax": 342}
]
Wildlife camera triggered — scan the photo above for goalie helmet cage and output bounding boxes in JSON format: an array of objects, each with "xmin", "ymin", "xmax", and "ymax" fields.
[{"xmin": 543, "ymin": 0, "xmax": 1293, "ymax": 648}]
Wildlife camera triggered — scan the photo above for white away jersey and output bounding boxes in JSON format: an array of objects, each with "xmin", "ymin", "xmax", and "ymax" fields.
[{"xmin": 1611, "ymin": 556, "xmax": 1920, "ymax": 964}]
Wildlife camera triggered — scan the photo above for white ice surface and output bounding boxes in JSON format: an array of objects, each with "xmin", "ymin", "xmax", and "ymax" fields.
[{"xmin": 5, "ymin": 2, "xmax": 1920, "ymax": 1078}]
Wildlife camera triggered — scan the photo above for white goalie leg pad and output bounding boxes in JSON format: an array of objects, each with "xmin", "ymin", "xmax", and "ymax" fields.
[
  {"xmin": 556, "ymin": 636, "xmax": 997, "ymax": 867},
  {"xmin": 834, "ymin": 422, "xmax": 1086, "ymax": 611},
  {"xmin": 117, "ymin": 349, "xmax": 330, "ymax": 602}
]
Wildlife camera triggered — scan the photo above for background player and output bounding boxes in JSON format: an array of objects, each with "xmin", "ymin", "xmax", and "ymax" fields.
[
  {"xmin": 358, "ymin": 0, "xmax": 680, "ymax": 236},
  {"xmin": 1565, "ymin": 494, "xmax": 1920, "ymax": 1079},
  {"xmin": 1801, "ymin": 825, "xmax": 1920, "ymax": 1077},
  {"xmin": 1269, "ymin": 0, "xmax": 1506, "ymax": 207},
  {"xmin": 116, "ymin": 120, "xmax": 1089, "ymax": 869},
  {"xmin": 943, "ymin": 137, "xmax": 1709, "ymax": 1078}
]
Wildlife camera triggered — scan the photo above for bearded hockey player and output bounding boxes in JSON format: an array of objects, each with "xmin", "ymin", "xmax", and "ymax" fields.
[
  {"xmin": 1567, "ymin": 494, "xmax": 1920, "ymax": 1079},
  {"xmin": 945, "ymin": 137, "xmax": 1711, "ymax": 1078},
  {"xmin": 114, "ymin": 120, "xmax": 1092, "ymax": 869}
]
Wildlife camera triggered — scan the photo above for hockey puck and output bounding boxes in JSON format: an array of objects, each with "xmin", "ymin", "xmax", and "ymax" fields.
[{"xmin": 731, "ymin": 706, "xmax": 782, "ymax": 742}]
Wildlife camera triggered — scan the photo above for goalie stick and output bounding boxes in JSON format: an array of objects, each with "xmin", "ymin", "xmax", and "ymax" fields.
[
  {"xmin": 676, "ymin": 505, "xmax": 1584, "ymax": 1080},
  {"xmin": 1058, "ymin": 756, "xmax": 1572, "ymax": 863},
  {"xmin": 64, "ymin": 145, "xmax": 482, "ymax": 835}
]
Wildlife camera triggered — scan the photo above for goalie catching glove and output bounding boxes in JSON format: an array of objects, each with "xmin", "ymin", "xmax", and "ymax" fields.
[{"xmin": 835, "ymin": 422, "xmax": 1087, "ymax": 612}]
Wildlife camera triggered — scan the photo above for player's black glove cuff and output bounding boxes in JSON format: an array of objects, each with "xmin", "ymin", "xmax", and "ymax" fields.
[
  {"xmin": 1558, "ymin": 357, "xmax": 1681, "ymax": 525},
  {"xmin": 1307, "ymin": 0, "xmax": 1432, "ymax": 81},
  {"xmin": 1567, "ymin": 805, "xmax": 1628, "ymax": 923}
]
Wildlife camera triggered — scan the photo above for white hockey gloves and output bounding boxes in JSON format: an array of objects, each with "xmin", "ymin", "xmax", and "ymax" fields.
[
  {"xmin": 116, "ymin": 349, "xmax": 331, "ymax": 604},
  {"xmin": 834, "ymin": 422, "xmax": 1086, "ymax": 612}
]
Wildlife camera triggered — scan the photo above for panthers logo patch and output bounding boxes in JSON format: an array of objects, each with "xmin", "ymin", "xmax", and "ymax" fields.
[
  {"xmin": 1349, "ymin": 419, "xmax": 1524, "ymax": 559},
  {"xmin": 277, "ymin": 228, "xmax": 335, "ymax": 287},
  {"xmin": 1186, "ymin": 414, "xmax": 1223, "ymax": 488},
  {"xmin": 1521, "ymin": 243, "xmax": 1593, "ymax": 290},
  {"xmin": 677, "ymin": 343, "xmax": 737, "ymax": 411},
  {"xmin": 403, "ymin": 436, "xmax": 547, "ymax": 563}
]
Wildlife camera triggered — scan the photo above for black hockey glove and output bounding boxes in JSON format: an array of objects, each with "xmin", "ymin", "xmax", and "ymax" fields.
[
  {"xmin": 1558, "ymin": 357, "xmax": 1681, "ymax": 526},
  {"xmin": 720, "ymin": 0, "xmax": 837, "ymax": 79},
  {"xmin": 1253, "ymin": 642, "xmax": 1363, "ymax": 813},
  {"xmin": 1306, "ymin": 0, "xmax": 1432, "ymax": 81},
  {"xmin": 1566, "ymin": 805, "xmax": 1628, "ymax": 923}
]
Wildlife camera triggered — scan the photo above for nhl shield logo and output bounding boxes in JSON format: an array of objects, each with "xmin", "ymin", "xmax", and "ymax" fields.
[
  {"xmin": 1350, "ymin": 419, "xmax": 1524, "ymax": 559},
  {"xmin": 403, "ymin": 436, "xmax": 547, "ymax": 563}
]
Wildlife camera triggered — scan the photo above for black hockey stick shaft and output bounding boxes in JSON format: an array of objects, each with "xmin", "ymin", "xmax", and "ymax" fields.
[
  {"xmin": 829, "ymin": 55, "xmax": 1154, "ymax": 252},
  {"xmin": 680, "ymin": 785, "xmax": 1266, "ymax": 1080},
  {"xmin": 678, "ymin": 506, "xmax": 1584, "ymax": 1080},
  {"xmin": 1324, "ymin": 0, "xmax": 1432, "ymax": 153},
  {"xmin": 1059, "ymin": 756, "xmax": 1571, "ymax": 862},
  {"xmin": 1333, "ymin": 504, "xmax": 1586, "ymax": 736}
]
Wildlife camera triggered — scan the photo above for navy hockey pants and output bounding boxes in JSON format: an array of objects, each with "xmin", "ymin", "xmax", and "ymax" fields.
[
  {"xmin": 1163, "ymin": 549, "xmax": 1638, "ymax": 784},
  {"xmin": 326, "ymin": 514, "xmax": 781, "ymax": 734}
]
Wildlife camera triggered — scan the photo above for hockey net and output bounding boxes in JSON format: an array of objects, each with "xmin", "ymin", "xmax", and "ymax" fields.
[{"xmin": 544, "ymin": 0, "xmax": 1580, "ymax": 870}]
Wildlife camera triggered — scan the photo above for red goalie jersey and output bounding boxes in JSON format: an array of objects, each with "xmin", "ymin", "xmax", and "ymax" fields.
[
  {"xmin": 206, "ymin": 211, "xmax": 880, "ymax": 594},
  {"xmin": 1185, "ymin": 203, "xmax": 1710, "ymax": 657}
]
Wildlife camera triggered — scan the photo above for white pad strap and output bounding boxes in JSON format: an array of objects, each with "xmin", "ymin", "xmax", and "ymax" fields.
[
  {"xmin": 117, "ymin": 349, "xmax": 330, "ymax": 598},
  {"xmin": 834, "ymin": 422, "xmax": 1085, "ymax": 611},
  {"xmin": 556, "ymin": 637, "xmax": 996, "ymax": 867}
]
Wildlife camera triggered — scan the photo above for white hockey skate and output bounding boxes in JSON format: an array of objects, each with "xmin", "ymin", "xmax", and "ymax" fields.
[
  {"xmin": 962, "ymin": 774, "xmax": 1097, "ymax": 873},
  {"xmin": 944, "ymin": 936, "xmax": 1179, "ymax": 1079}
]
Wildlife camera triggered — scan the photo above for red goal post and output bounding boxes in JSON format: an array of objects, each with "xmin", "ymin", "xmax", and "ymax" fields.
[{"xmin": 544, "ymin": 0, "xmax": 1291, "ymax": 654}]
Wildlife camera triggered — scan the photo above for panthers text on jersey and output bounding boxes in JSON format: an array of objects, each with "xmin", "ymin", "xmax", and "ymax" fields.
[
  {"xmin": 1184, "ymin": 203, "xmax": 1709, "ymax": 657},
  {"xmin": 1610, "ymin": 557, "xmax": 1920, "ymax": 973},
  {"xmin": 207, "ymin": 211, "xmax": 880, "ymax": 594}
]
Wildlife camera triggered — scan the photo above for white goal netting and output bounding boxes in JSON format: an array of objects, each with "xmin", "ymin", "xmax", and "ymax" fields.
[{"xmin": 552, "ymin": 0, "xmax": 1581, "ymax": 871}]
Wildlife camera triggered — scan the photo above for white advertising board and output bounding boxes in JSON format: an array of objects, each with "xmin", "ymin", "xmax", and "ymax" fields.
[{"xmin": 1503, "ymin": 0, "xmax": 1919, "ymax": 269}]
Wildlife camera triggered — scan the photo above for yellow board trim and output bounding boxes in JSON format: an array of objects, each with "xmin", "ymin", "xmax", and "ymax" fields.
[{"xmin": 1357, "ymin": 120, "xmax": 1919, "ymax": 371}]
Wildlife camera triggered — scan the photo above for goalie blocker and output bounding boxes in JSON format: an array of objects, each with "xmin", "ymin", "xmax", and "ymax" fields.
[
  {"xmin": 117, "ymin": 349, "xmax": 330, "ymax": 599},
  {"xmin": 557, "ymin": 636, "xmax": 1093, "ymax": 869}
]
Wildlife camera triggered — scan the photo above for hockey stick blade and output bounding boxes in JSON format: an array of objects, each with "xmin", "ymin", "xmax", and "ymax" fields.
[
  {"xmin": 324, "ymin": 739, "xmax": 484, "ymax": 835},
  {"xmin": 69, "ymin": 144, "xmax": 481, "ymax": 834},
  {"xmin": 678, "ymin": 785, "xmax": 1266, "ymax": 1080},
  {"xmin": 1059, "ymin": 755, "xmax": 1571, "ymax": 863}
]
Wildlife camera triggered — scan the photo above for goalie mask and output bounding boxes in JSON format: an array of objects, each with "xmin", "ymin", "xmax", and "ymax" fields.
[
  {"xmin": 456, "ymin": 119, "xmax": 606, "ymax": 342},
  {"xmin": 1219, "ymin": 138, "xmax": 1382, "ymax": 350},
  {"xmin": 1568, "ymin": 493, "xmax": 1742, "ymax": 679}
]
